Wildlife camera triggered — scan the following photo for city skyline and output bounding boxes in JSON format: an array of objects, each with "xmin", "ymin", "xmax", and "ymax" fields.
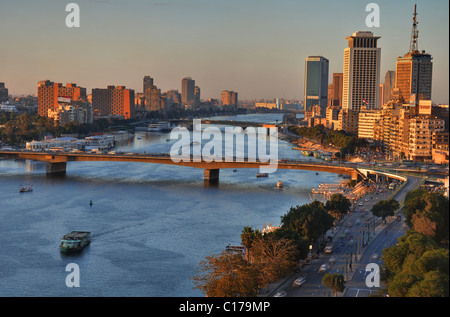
[{"xmin": 0, "ymin": 0, "xmax": 448, "ymax": 103}]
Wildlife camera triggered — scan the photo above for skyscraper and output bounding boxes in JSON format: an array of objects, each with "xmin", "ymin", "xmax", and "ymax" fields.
[
  {"xmin": 37, "ymin": 80, "xmax": 86, "ymax": 117},
  {"xmin": 327, "ymin": 73, "xmax": 343, "ymax": 107},
  {"xmin": 182, "ymin": 77, "xmax": 195, "ymax": 106},
  {"xmin": 395, "ymin": 5, "xmax": 432, "ymax": 107},
  {"xmin": 342, "ymin": 31, "xmax": 381, "ymax": 113},
  {"xmin": 384, "ymin": 70, "xmax": 396, "ymax": 103},
  {"xmin": 0, "ymin": 82, "xmax": 8, "ymax": 103},
  {"xmin": 304, "ymin": 56, "xmax": 329, "ymax": 113}
]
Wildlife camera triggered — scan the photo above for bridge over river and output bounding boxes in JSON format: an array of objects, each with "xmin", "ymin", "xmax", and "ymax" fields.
[{"xmin": 0, "ymin": 150, "xmax": 364, "ymax": 184}]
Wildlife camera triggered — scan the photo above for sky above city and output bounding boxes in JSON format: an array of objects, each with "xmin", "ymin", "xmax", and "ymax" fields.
[{"xmin": 0, "ymin": 0, "xmax": 448, "ymax": 103}]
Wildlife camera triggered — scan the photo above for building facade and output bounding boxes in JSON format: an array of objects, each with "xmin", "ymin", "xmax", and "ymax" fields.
[
  {"xmin": 37, "ymin": 81, "xmax": 87, "ymax": 117},
  {"xmin": 182, "ymin": 77, "xmax": 195, "ymax": 106},
  {"xmin": 304, "ymin": 56, "xmax": 329, "ymax": 113},
  {"xmin": 342, "ymin": 31, "xmax": 381, "ymax": 113},
  {"xmin": 92, "ymin": 85, "xmax": 135, "ymax": 119}
]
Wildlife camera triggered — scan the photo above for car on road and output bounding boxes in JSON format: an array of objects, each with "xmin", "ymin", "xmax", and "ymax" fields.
[
  {"xmin": 328, "ymin": 256, "xmax": 336, "ymax": 264},
  {"xmin": 358, "ymin": 202, "xmax": 364, "ymax": 206},
  {"xmin": 273, "ymin": 290, "xmax": 288, "ymax": 297},
  {"xmin": 324, "ymin": 246, "xmax": 333, "ymax": 254},
  {"xmin": 292, "ymin": 276, "xmax": 306, "ymax": 287},
  {"xmin": 318, "ymin": 264, "xmax": 327, "ymax": 274}
]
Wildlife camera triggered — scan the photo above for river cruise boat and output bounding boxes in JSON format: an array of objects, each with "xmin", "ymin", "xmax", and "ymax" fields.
[
  {"xmin": 148, "ymin": 121, "xmax": 171, "ymax": 132},
  {"xmin": 19, "ymin": 184, "xmax": 33, "ymax": 193},
  {"xmin": 60, "ymin": 231, "xmax": 91, "ymax": 253}
]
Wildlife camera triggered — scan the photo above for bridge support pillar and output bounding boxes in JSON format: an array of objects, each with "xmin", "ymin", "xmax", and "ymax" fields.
[
  {"xmin": 204, "ymin": 169, "xmax": 220, "ymax": 184},
  {"xmin": 46, "ymin": 162, "xmax": 67, "ymax": 175}
]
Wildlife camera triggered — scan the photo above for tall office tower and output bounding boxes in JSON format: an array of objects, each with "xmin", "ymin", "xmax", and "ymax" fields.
[
  {"xmin": 395, "ymin": 5, "xmax": 432, "ymax": 108},
  {"xmin": 0, "ymin": 82, "xmax": 8, "ymax": 103},
  {"xmin": 194, "ymin": 86, "xmax": 201, "ymax": 104},
  {"xmin": 342, "ymin": 31, "xmax": 381, "ymax": 113},
  {"xmin": 143, "ymin": 76, "xmax": 162, "ymax": 112},
  {"xmin": 378, "ymin": 83, "xmax": 385, "ymax": 108},
  {"xmin": 384, "ymin": 70, "xmax": 396, "ymax": 102},
  {"xmin": 143, "ymin": 76, "xmax": 153, "ymax": 94},
  {"xmin": 92, "ymin": 85, "xmax": 135, "ymax": 119},
  {"xmin": 231, "ymin": 91, "xmax": 238, "ymax": 106},
  {"xmin": 304, "ymin": 56, "xmax": 329, "ymax": 114},
  {"xmin": 182, "ymin": 77, "xmax": 195, "ymax": 105},
  {"xmin": 37, "ymin": 80, "xmax": 86, "ymax": 117},
  {"xmin": 327, "ymin": 73, "xmax": 343, "ymax": 107},
  {"xmin": 221, "ymin": 90, "xmax": 232, "ymax": 106}
]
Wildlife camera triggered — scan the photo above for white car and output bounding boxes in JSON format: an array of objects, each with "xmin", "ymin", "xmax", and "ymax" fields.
[
  {"xmin": 292, "ymin": 276, "xmax": 306, "ymax": 287},
  {"xmin": 318, "ymin": 264, "xmax": 328, "ymax": 273},
  {"xmin": 273, "ymin": 290, "xmax": 287, "ymax": 297}
]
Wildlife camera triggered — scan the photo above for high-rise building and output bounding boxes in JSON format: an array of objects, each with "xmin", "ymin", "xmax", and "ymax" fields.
[
  {"xmin": 384, "ymin": 70, "xmax": 396, "ymax": 103},
  {"xmin": 342, "ymin": 31, "xmax": 381, "ymax": 113},
  {"xmin": 37, "ymin": 80, "xmax": 87, "ymax": 117},
  {"xmin": 378, "ymin": 83, "xmax": 385, "ymax": 108},
  {"xmin": 182, "ymin": 77, "xmax": 195, "ymax": 105},
  {"xmin": 327, "ymin": 73, "xmax": 343, "ymax": 107},
  {"xmin": 221, "ymin": 90, "xmax": 238, "ymax": 107},
  {"xmin": 304, "ymin": 56, "xmax": 329, "ymax": 113},
  {"xmin": 143, "ymin": 76, "xmax": 162, "ymax": 113},
  {"xmin": 395, "ymin": 5, "xmax": 432, "ymax": 108},
  {"xmin": 92, "ymin": 85, "xmax": 135, "ymax": 119},
  {"xmin": 0, "ymin": 82, "xmax": 8, "ymax": 103}
]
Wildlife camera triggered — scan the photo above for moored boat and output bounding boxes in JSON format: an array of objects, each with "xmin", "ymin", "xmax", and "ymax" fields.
[
  {"xmin": 256, "ymin": 173, "xmax": 269, "ymax": 178},
  {"xmin": 301, "ymin": 150, "xmax": 313, "ymax": 157},
  {"xmin": 19, "ymin": 184, "xmax": 33, "ymax": 193},
  {"xmin": 60, "ymin": 231, "xmax": 91, "ymax": 253},
  {"xmin": 277, "ymin": 181, "xmax": 284, "ymax": 188}
]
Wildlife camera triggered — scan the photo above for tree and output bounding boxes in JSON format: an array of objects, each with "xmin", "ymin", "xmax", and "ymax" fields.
[
  {"xmin": 251, "ymin": 236, "xmax": 298, "ymax": 290},
  {"xmin": 322, "ymin": 273, "xmax": 345, "ymax": 296},
  {"xmin": 404, "ymin": 189, "xmax": 449, "ymax": 246},
  {"xmin": 381, "ymin": 230, "xmax": 448, "ymax": 297},
  {"xmin": 371, "ymin": 198, "xmax": 400, "ymax": 222},
  {"xmin": 240, "ymin": 226, "xmax": 261, "ymax": 262},
  {"xmin": 325, "ymin": 193, "xmax": 351, "ymax": 222},
  {"xmin": 280, "ymin": 200, "xmax": 334, "ymax": 245},
  {"xmin": 192, "ymin": 251, "xmax": 260, "ymax": 297}
]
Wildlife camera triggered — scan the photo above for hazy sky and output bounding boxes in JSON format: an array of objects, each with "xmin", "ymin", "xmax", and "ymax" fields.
[{"xmin": 0, "ymin": 0, "xmax": 448, "ymax": 103}]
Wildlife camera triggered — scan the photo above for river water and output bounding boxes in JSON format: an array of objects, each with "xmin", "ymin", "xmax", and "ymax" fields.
[{"xmin": 0, "ymin": 113, "xmax": 342, "ymax": 297}]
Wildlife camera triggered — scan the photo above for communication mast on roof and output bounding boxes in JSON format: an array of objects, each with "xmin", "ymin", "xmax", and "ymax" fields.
[{"xmin": 409, "ymin": 4, "xmax": 419, "ymax": 54}]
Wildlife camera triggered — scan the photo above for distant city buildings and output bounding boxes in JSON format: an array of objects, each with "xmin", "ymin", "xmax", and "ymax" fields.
[
  {"xmin": 47, "ymin": 97, "xmax": 93, "ymax": 126},
  {"xmin": 91, "ymin": 85, "xmax": 135, "ymax": 119},
  {"xmin": 221, "ymin": 90, "xmax": 238, "ymax": 107},
  {"xmin": 0, "ymin": 82, "xmax": 9, "ymax": 103},
  {"xmin": 37, "ymin": 80, "xmax": 87, "ymax": 117}
]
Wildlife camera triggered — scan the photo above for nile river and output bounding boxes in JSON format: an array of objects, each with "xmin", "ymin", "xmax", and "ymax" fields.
[{"xmin": 0, "ymin": 113, "xmax": 343, "ymax": 296}]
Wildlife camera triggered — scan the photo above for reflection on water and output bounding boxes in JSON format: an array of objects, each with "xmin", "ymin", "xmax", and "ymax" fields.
[{"xmin": 0, "ymin": 114, "xmax": 341, "ymax": 296}]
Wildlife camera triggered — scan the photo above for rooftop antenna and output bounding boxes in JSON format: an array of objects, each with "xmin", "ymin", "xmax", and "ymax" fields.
[{"xmin": 409, "ymin": 4, "xmax": 419, "ymax": 54}]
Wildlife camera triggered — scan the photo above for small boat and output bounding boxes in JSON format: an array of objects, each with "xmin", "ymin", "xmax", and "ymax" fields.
[
  {"xmin": 60, "ymin": 231, "xmax": 91, "ymax": 253},
  {"xmin": 225, "ymin": 244, "xmax": 245, "ymax": 253},
  {"xmin": 301, "ymin": 150, "xmax": 313, "ymax": 157},
  {"xmin": 256, "ymin": 173, "xmax": 269, "ymax": 178},
  {"xmin": 277, "ymin": 181, "xmax": 284, "ymax": 188},
  {"xmin": 313, "ymin": 152, "xmax": 323, "ymax": 159},
  {"xmin": 19, "ymin": 184, "xmax": 33, "ymax": 193}
]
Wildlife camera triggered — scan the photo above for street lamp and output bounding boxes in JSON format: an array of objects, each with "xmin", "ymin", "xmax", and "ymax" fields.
[{"xmin": 309, "ymin": 244, "xmax": 313, "ymax": 260}]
